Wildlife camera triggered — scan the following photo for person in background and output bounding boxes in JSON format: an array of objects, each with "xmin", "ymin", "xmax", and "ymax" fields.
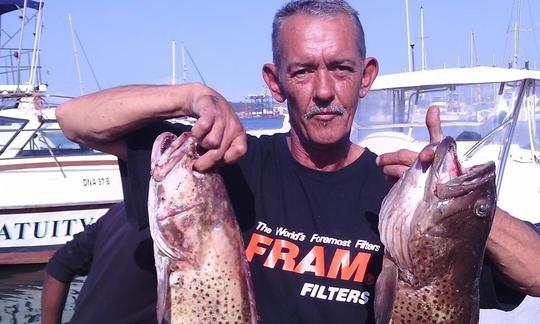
[
  {"xmin": 41, "ymin": 203, "xmax": 158, "ymax": 324},
  {"xmin": 54, "ymin": 0, "xmax": 540, "ymax": 322}
]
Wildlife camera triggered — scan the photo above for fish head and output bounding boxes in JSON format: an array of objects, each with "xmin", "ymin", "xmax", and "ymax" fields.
[
  {"xmin": 421, "ymin": 136, "xmax": 496, "ymax": 242},
  {"xmin": 149, "ymin": 132, "xmax": 214, "ymax": 265},
  {"xmin": 378, "ymin": 136, "xmax": 496, "ymax": 276}
]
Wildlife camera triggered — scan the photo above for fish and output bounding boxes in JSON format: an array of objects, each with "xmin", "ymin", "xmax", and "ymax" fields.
[
  {"xmin": 374, "ymin": 136, "xmax": 497, "ymax": 324},
  {"xmin": 148, "ymin": 132, "xmax": 258, "ymax": 324}
]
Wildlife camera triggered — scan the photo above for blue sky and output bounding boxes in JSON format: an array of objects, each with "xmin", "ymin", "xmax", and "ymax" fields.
[{"xmin": 7, "ymin": 0, "xmax": 540, "ymax": 102}]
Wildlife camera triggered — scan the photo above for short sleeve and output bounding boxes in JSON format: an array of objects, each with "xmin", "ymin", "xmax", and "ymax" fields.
[
  {"xmin": 45, "ymin": 206, "xmax": 116, "ymax": 283},
  {"xmin": 479, "ymin": 257, "xmax": 526, "ymax": 311}
]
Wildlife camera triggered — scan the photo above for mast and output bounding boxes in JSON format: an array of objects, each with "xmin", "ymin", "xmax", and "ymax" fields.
[
  {"xmin": 68, "ymin": 13, "xmax": 84, "ymax": 95},
  {"xmin": 420, "ymin": 5, "xmax": 426, "ymax": 71},
  {"xmin": 513, "ymin": 0, "xmax": 521, "ymax": 69},
  {"xmin": 28, "ymin": 0, "xmax": 44, "ymax": 88},
  {"xmin": 16, "ymin": 0, "xmax": 29, "ymax": 89},
  {"xmin": 405, "ymin": 0, "xmax": 413, "ymax": 72}
]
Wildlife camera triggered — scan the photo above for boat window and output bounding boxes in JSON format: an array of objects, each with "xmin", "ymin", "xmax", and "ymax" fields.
[
  {"xmin": 352, "ymin": 81, "xmax": 522, "ymax": 144},
  {"xmin": 493, "ymin": 81, "xmax": 540, "ymax": 223},
  {"xmin": 16, "ymin": 120, "xmax": 102, "ymax": 157},
  {"xmin": 0, "ymin": 116, "xmax": 27, "ymax": 155}
]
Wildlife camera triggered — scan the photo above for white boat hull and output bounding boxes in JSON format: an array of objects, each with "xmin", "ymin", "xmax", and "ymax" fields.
[{"xmin": 0, "ymin": 155, "xmax": 123, "ymax": 264}]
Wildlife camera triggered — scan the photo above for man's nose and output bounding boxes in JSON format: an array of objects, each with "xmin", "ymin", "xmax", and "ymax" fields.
[{"xmin": 313, "ymin": 69, "xmax": 335, "ymax": 106}]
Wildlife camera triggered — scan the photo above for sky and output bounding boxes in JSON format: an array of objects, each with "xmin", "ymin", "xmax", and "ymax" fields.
[{"xmin": 4, "ymin": 0, "xmax": 540, "ymax": 102}]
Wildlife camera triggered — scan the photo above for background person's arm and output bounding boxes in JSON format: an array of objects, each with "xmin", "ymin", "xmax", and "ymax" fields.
[{"xmin": 41, "ymin": 273, "xmax": 70, "ymax": 324}]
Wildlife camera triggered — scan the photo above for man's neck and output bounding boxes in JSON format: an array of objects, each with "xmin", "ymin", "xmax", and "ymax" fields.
[{"xmin": 286, "ymin": 132, "xmax": 364, "ymax": 172}]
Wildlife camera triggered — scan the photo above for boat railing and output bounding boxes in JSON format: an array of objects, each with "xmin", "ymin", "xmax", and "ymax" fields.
[
  {"xmin": 0, "ymin": 126, "xmax": 107, "ymax": 160},
  {"xmin": 0, "ymin": 46, "xmax": 46, "ymax": 95}
]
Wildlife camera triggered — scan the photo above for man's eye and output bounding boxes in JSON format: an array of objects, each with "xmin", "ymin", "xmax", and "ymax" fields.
[
  {"xmin": 336, "ymin": 65, "xmax": 353, "ymax": 72},
  {"xmin": 293, "ymin": 69, "xmax": 309, "ymax": 77}
]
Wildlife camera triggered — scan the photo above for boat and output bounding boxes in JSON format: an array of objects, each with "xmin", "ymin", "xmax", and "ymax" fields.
[
  {"xmin": 0, "ymin": 0, "xmax": 123, "ymax": 264},
  {"xmin": 353, "ymin": 66, "xmax": 540, "ymax": 223},
  {"xmin": 351, "ymin": 65, "xmax": 540, "ymax": 322}
]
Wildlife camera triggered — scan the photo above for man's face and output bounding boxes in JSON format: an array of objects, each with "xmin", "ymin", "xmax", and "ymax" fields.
[{"xmin": 277, "ymin": 13, "xmax": 366, "ymax": 148}]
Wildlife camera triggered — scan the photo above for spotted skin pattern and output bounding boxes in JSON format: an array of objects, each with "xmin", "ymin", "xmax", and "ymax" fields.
[
  {"xmin": 149, "ymin": 132, "xmax": 257, "ymax": 324},
  {"xmin": 375, "ymin": 137, "xmax": 496, "ymax": 324}
]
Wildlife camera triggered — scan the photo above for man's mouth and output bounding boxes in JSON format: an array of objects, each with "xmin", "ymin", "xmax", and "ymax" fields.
[
  {"xmin": 311, "ymin": 112, "xmax": 341, "ymax": 121},
  {"xmin": 305, "ymin": 106, "xmax": 346, "ymax": 120}
]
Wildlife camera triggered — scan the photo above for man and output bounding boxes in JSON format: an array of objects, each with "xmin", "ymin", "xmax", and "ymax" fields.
[
  {"xmin": 41, "ymin": 203, "xmax": 158, "ymax": 324},
  {"xmin": 55, "ymin": 1, "xmax": 540, "ymax": 322}
]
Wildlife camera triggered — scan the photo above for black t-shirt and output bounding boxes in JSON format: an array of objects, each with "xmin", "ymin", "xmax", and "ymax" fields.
[
  {"xmin": 120, "ymin": 122, "xmax": 524, "ymax": 323},
  {"xmin": 224, "ymin": 133, "xmax": 389, "ymax": 323},
  {"xmin": 46, "ymin": 203, "xmax": 158, "ymax": 324}
]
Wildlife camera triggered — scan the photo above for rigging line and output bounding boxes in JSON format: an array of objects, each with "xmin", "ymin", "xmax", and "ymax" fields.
[
  {"xmin": 183, "ymin": 45, "xmax": 206, "ymax": 85},
  {"xmin": 74, "ymin": 31, "xmax": 101, "ymax": 90},
  {"xmin": 526, "ymin": 0, "xmax": 540, "ymax": 68},
  {"xmin": 0, "ymin": 12, "xmax": 37, "ymax": 48}
]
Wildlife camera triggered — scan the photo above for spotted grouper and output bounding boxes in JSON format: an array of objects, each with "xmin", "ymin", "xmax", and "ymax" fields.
[
  {"xmin": 148, "ymin": 132, "xmax": 257, "ymax": 324},
  {"xmin": 374, "ymin": 136, "xmax": 496, "ymax": 324}
]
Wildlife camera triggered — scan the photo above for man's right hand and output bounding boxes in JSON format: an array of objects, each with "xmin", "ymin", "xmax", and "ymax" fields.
[
  {"xmin": 190, "ymin": 85, "xmax": 247, "ymax": 172},
  {"xmin": 57, "ymin": 82, "xmax": 247, "ymax": 170}
]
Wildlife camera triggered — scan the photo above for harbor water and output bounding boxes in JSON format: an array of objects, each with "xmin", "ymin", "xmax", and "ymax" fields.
[{"xmin": 0, "ymin": 264, "xmax": 83, "ymax": 324}]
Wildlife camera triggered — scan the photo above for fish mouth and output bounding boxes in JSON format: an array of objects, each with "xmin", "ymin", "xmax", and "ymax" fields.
[
  {"xmin": 427, "ymin": 136, "xmax": 496, "ymax": 199},
  {"xmin": 150, "ymin": 132, "xmax": 196, "ymax": 181}
]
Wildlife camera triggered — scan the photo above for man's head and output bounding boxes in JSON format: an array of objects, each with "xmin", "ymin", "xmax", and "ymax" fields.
[
  {"xmin": 263, "ymin": 0, "xmax": 378, "ymax": 151},
  {"xmin": 271, "ymin": 0, "xmax": 366, "ymax": 72}
]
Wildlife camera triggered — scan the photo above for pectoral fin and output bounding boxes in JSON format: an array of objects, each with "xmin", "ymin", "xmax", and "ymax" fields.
[
  {"xmin": 154, "ymin": 250, "xmax": 171, "ymax": 324},
  {"xmin": 374, "ymin": 254, "xmax": 398, "ymax": 324}
]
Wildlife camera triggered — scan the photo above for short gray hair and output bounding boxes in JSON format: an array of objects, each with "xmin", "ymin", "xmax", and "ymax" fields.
[{"xmin": 272, "ymin": 0, "xmax": 366, "ymax": 70}]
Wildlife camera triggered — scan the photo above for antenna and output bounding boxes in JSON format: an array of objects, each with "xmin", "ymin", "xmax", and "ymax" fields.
[
  {"xmin": 405, "ymin": 0, "xmax": 413, "ymax": 72},
  {"xmin": 470, "ymin": 30, "xmax": 479, "ymax": 67},
  {"xmin": 181, "ymin": 42, "xmax": 187, "ymax": 82},
  {"xmin": 171, "ymin": 40, "xmax": 176, "ymax": 85},
  {"xmin": 420, "ymin": 5, "xmax": 427, "ymax": 71},
  {"xmin": 513, "ymin": 0, "xmax": 521, "ymax": 68}
]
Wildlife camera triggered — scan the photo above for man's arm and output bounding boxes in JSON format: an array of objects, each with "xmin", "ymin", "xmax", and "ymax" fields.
[
  {"xmin": 485, "ymin": 208, "xmax": 540, "ymax": 296},
  {"xmin": 56, "ymin": 82, "xmax": 246, "ymax": 171},
  {"xmin": 41, "ymin": 273, "xmax": 70, "ymax": 324}
]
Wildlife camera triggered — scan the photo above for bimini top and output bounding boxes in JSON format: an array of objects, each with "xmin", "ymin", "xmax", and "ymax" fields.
[
  {"xmin": 371, "ymin": 66, "xmax": 540, "ymax": 91},
  {"xmin": 0, "ymin": 0, "xmax": 42, "ymax": 16}
]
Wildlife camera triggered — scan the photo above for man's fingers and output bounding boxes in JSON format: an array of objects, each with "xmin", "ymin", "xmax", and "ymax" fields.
[
  {"xmin": 381, "ymin": 165, "xmax": 410, "ymax": 179},
  {"xmin": 193, "ymin": 149, "xmax": 222, "ymax": 172},
  {"xmin": 426, "ymin": 106, "xmax": 444, "ymax": 144},
  {"xmin": 191, "ymin": 113, "xmax": 214, "ymax": 140},
  {"xmin": 198, "ymin": 117, "xmax": 225, "ymax": 150},
  {"xmin": 418, "ymin": 145, "xmax": 435, "ymax": 163},
  {"xmin": 223, "ymin": 133, "xmax": 247, "ymax": 164},
  {"xmin": 376, "ymin": 149, "xmax": 418, "ymax": 168},
  {"xmin": 194, "ymin": 132, "xmax": 247, "ymax": 172}
]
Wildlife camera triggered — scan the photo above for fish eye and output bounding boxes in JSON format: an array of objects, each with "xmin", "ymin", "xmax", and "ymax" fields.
[{"xmin": 474, "ymin": 201, "xmax": 491, "ymax": 218}]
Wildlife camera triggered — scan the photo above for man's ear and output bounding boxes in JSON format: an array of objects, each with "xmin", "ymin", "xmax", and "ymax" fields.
[
  {"xmin": 262, "ymin": 63, "xmax": 286, "ymax": 102},
  {"xmin": 359, "ymin": 57, "xmax": 379, "ymax": 98}
]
